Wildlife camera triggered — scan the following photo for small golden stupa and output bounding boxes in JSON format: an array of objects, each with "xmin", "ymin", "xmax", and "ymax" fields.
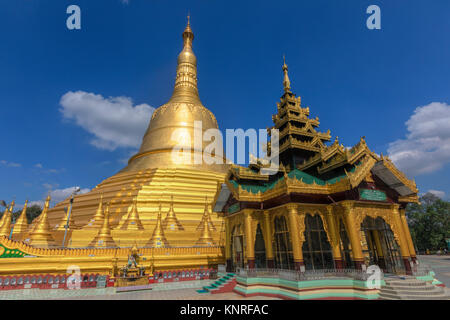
[
  {"xmin": 91, "ymin": 203, "xmax": 116, "ymax": 247},
  {"xmin": 0, "ymin": 201, "xmax": 14, "ymax": 238},
  {"xmin": 148, "ymin": 204, "xmax": 169, "ymax": 248},
  {"xmin": 12, "ymin": 200, "xmax": 28, "ymax": 239},
  {"xmin": 26, "ymin": 196, "xmax": 56, "ymax": 247}
]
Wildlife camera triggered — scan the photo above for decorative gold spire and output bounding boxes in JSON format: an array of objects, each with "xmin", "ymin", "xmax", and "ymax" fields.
[
  {"xmin": 27, "ymin": 195, "xmax": 55, "ymax": 248},
  {"xmin": 169, "ymin": 15, "xmax": 201, "ymax": 104},
  {"xmin": 0, "ymin": 201, "xmax": 14, "ymax": 238},
  {"xmin": 85, "ymin": 194, "xmax": 104, "ymax": 229},
  {"xmin": 148, "ymin": 204, "xmax": 169, "ymax": 248},
  {"xmin": 196, "ymin": 211, "xmax": 215, "ymax": 246},
  {"xmin": 282, "ymin": 55, "xmax": 291, "ymax": 93},
  {"xmin": 120, "ymin": 17, "xmax": 227, "ymax": 173},
  {"xmin": 12, "ymin": 200, "xmax": 29, "ymax": 238},
  {"xmin": 163, "ymin": 195, "xmax": 184, "ymax": 231},
  {"xmin": 91, "ymin": 202, "xmax": 116, "ymax": 247},
  {"xmin": 121, "ymin": 197, "xmax": 144, "ymax": 230},
  {"xmin": 0, "ymin": 207, "xmax": 8, "ymax": 231},
  {"xmin": 196, "ymin": 197, "xmax": 216, "ymax": 231}
]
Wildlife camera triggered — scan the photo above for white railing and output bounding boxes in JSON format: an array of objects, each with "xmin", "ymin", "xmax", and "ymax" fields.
[
  {"xmin": 410, "ymin": 262, "xmax": 432, "ymax": 277},
  {"xmin": 236, "ymin": 267, "xmax": 380, "ymax": 281}
]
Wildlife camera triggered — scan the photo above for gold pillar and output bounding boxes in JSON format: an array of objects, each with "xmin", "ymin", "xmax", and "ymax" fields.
[
  {"xmin": 287, "ymin": 205, "xmax": 303, "ymax": 270},
  {"xmin": 263, "ymin": 211, "xmax": 274, "ymax": 268},
  {"xmin": 325, "ymin": 206, "xmax": 342, "ymax": 269},
  {"xmin": 341, "ymin": 202, "xmax": 364, "ymax": 269},
  {"xmin": 244, "ymin": 211, "xmax": 255, "ymax": 268},
  {"xmin": 225, "ymin": 218, "xmax": 231, "ymax": 260},
  {"xmin": 372, "ymin": 230, "xmax": 384, "ymax": 258},
  {"xmin": 399, "ymin": 207, "xmax": 417, "ymax": 261},
  {"xmin": 392, "ymin": 206, "xmax": 410, "ymax": 257},
  {"xmin": 392, "ymin": 205, "xmax": 412, "ymax": 274}
]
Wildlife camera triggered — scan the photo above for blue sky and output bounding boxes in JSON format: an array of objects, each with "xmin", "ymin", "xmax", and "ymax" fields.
[{"xmin": 0, "ymin": 0, "xmax": 449, "ymax": 207}]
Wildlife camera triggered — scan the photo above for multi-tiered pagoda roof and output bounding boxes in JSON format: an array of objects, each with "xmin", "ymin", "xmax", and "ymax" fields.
[{"xmin": 215, "ymin": 60, "xmax": 419, "ymax": 213}]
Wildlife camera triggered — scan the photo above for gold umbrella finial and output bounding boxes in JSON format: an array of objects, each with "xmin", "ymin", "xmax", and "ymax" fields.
[{"xmin": 282, "ymin": 55, "xmax": 291, "ymax": 93}]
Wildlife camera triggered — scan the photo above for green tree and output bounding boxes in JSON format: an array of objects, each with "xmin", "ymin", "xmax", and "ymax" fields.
[
  {"xmin": 406, "ymin": 193, "xmax": 450, "ymax": 252},
  {"xmin": 9, "ymin": 205, "xmax": 43, "ymax": 224}
]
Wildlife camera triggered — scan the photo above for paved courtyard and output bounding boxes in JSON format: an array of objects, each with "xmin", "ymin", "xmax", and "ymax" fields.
[
  {"xmin": 417, "ymin": 254, "xmax": 450, "ymax": 287},
  {"xmin": 1, "ymin": 256, "xmax": 449, "ymax": 300},
  {"xmin": 60, "ymin": 287, "xmax": 277, "ymax": 300},
  {"xmin": 0, "ymin": 278, "xmax": 278, "ymax": 300}
]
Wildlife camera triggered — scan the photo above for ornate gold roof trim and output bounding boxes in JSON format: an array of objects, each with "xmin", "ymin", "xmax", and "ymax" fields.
[{"xmin": 379, "ymin": 156, "xmax": 418, "ymax": 194}]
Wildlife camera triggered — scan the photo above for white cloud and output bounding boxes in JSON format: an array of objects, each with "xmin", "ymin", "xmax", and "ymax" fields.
[
  {"xmin": 426, "ymin": 190, "xmax": 446, "ymax": 199},
  {"xmin": 15, "ymin": 200, "xmax": 45, "ymax": 210},
  {"xmin": 46, "ymin": 168, "xmax": 65, "ymax": 174},
  {"xmin": 387, "ymin": 102, "xmax": 450, "ymax": 177},
  {"xmin": 0, "ymin": 160, "xmax": 21, "ymax": 167},
  {"xmin": 13, "ymin": 187, "xmax": 90, "ymax": 210},
  {"xmin": 34, "ymin": 163, "xmax": 43, "ymax": 169},
  {"xmin": 42, "ymin": 183, "xmax": 59, "ymax": 190},
  {"xmin": 60, "ymin": 91, "xmax": 154, "ymax": 151},
  {"xmin": 28, "ymin": 200, "xmax": 45, "ymax": 208},
  {"xmin": 50, "ymin": 186, "xmax": 90, "ymax": 204}
]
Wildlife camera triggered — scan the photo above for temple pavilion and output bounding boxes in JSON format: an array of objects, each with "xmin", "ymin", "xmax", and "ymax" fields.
[{"xmin": 213, "ymin": 60, "xmax": 419, "ymax": 275}]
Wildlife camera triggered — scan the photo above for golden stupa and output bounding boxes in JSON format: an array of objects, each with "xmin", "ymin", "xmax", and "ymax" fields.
[{"xmin": 39, "ymin": 17, "xmax": 228, "ymax": 249}]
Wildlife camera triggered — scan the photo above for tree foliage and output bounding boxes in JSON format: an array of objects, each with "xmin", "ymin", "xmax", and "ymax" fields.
[
  {"xmin": 406, "ymin": 193, "xmax": 450, "ymax": 251},
  {"xmin": 2, "ymin": 205, "xmax": 43, "ymax": 224}
]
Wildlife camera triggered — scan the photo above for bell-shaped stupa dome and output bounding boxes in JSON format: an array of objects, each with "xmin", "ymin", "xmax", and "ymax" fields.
[{"xmin": 122, "ymin": 17, "xmax": 226, "ymax": 173}]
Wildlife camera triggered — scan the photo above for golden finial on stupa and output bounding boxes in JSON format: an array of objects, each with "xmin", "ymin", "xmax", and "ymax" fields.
[
  {"xmin": 122, "ymin": 197, "xmax": 144, "ymax": 230},
  {"xmin": 12, "ymin": 200, "xmax": 29, "ymax": 239},
  {"xmin": 91, "ymin": 202, "xmax": 116, "ymax": 247},
  {"xmin": 27, "ymin": 195, "xmax": 55, "ymax": 248},
  {"xmin": 120, "ymin": 16, "xmax": 227, "ymax": 173},
  {"xmin": 163, "ymin": 195, "xmax": 183, "ymax": 231},
  {"xmin": 0, "ymin": 201, "xmax": 14, "ymax": 238},
  {"xmin": 148, "ymin": 204, "xmax": 169, "ymax": 248},
  {"xmin": 282, "ymin": 55, "xmax": 291, "ymax": 93},
  {"xmin": 168, "ymin": 14, "xmax": 200, "ymax": 104}
]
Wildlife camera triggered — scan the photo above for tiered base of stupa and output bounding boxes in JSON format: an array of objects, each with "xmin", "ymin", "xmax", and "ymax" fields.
[
  {"xmin": 45, "ymin": 167, "xmax": 226, "ymax": 248},
  {"xmin": 0, "ymin": 168, "xmax": 227, "ymax": 278}
]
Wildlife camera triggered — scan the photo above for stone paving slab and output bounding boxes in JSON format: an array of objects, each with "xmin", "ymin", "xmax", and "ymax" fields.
[
  {"xmin": 418, "ymin": 255, "xmax": 450, "ymax": 287},
  {"xmin": 60, "ymin": 288, "xmax": 278, "ymax": 300},
  {"xmin": 0, "ymin": 279, "xmax": 278, "ymax": 300}
]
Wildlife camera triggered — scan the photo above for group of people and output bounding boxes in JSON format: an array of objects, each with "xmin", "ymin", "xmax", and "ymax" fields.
[{"xmin": 426, "ymin": 248, "xmax": 448, "ymax": 255}]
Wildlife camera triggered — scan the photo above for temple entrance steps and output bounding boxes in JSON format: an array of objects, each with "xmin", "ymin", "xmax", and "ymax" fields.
[
  {"xmin": 196, "ymin": 273, "xmax": 236, "ymax": 294},
  {"xmin": 379, "ymin": 277, "xmax": 448, "ymax": 300}
]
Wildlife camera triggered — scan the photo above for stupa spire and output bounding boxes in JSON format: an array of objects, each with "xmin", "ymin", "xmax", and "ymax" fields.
[
  {"xmin": 282, "ymin": 55, "xmax": 291, "ymax": 93},
  {"xmin": 12, "ymin": 200, "xmax": 29, "ymax": 238},
  {"xmin": 27, "ymin": 195, "xmax": 55, "ymax": 248},
  {"xmin": 196, "ymin": 211, "xmax": 215, "ymax": 246},
  {"xmin": 196, "ymin": 197, "xmax": 216, "ymax": 231},
  {"xmin": 163, "ymin": 195, "xmax": 184, "ymax": 231},
  {"xmin": 121, "ymin": 197, "xmax": 144, "ymax": 230},
  {"xmin": 169, "ymin": 15, "xmax": 201, "ymax": 104},
  {"xmin": 148, "ymin": 204, "xmax": 169, "ymax": 248},
  {"xmin": 86, "ymin": 194, "xmax": 104, "ymax": 229},
  {"xmin": 0, "ymin": 207, "xmax": 8, "ymax": 231},
  {"xmin": 91, "ymin": 202, "xmax": 115, "ymax": 247},
  {"xmin": 0, "ymin": 201, "xmax": 14, "ymax": 238}
]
